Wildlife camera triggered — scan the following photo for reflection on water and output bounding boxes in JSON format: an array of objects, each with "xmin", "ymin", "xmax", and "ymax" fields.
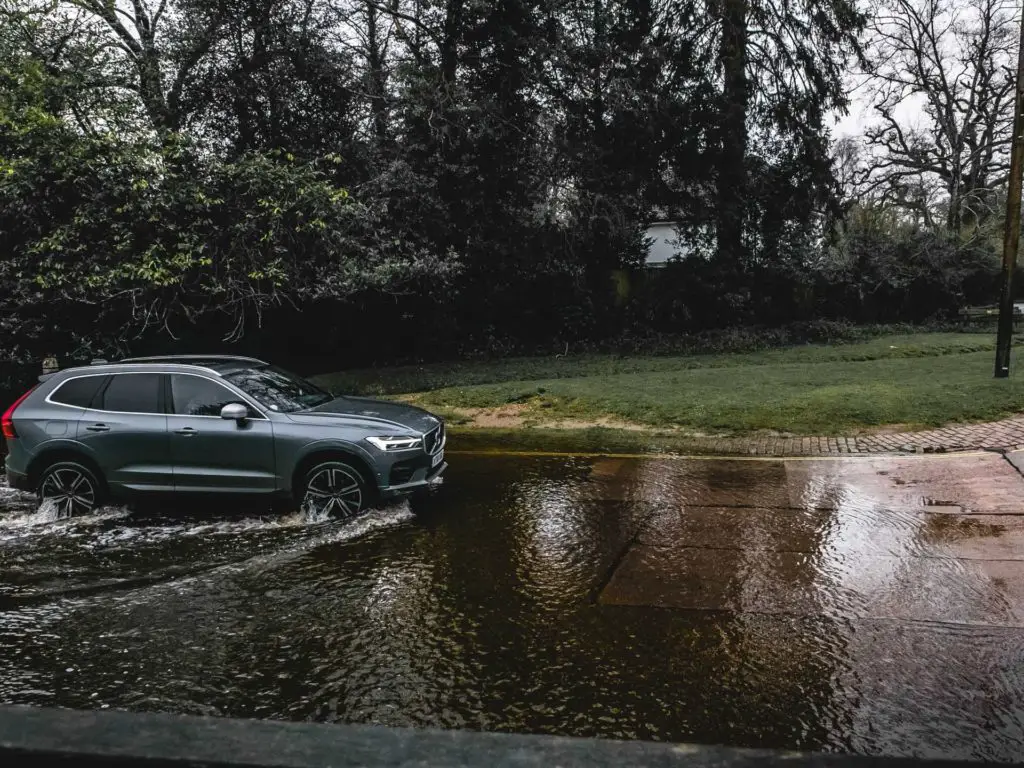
[{"xmin": 2, "ymin": 452, "xmax": 1024, "ymax": 759}]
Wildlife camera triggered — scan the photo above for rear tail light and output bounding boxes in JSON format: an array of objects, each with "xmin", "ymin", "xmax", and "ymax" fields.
[{"xmin": 2, "ymin": 386, "xmax": 37, "ymax": 440}]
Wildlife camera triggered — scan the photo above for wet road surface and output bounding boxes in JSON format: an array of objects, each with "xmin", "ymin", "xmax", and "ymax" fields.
[{"xmin": 3, "ymin": 450, "xmax": 1024, "ymax": 760}]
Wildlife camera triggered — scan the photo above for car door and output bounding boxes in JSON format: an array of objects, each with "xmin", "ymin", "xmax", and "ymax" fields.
[
  {"xmin": 166, "ymin": 373, "xmax": 277, "ymax": 493},
  {"xmin": 77, "ymin": 372, "xmax": 173, "ymax": 492}
]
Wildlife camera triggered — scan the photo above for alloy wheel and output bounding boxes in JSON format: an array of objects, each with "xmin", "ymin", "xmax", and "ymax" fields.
[
  {"xmin": 39, "ymin": 467, "xmax": 97, "ymax": 519},
  {"xmin": 302, "ymin": 463, "xmax": 364, "ymax": 519}
]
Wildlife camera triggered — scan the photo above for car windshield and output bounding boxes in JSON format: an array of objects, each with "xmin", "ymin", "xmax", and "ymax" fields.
[{"xmin": 224, "ymin": 365, "xmax": 334, "ymax": 413}]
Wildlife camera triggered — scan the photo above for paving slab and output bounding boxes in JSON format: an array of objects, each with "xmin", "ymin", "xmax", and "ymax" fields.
[
  {"xmin": 583, "ymin": 458, "xmax": 794, "ymax": 507},
  {"xmin": 783, "ymin": 453, "xmax": 1024, "ymax": 514},
  {"xmin": 601, "ymin": 543, "xmax": 1024, "ymax": 626},
  {"xmin": 598, "ymin": 453, "xmax": 1024, "ymax": 627},
  {"xmin": 627, "ymin": 505, "xmax": 1024, "ymax": 562},
  {"xmin": 1006, "ymin": 449, "xmax": 1024, "ymax": 477}
]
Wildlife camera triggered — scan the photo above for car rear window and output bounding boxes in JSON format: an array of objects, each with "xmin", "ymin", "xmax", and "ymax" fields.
[
  {"xmin": 99, "ymin": 373, "xmax": 162, "ymax": 414},
  {"xmin": 49, "ymin": 375, "xmax": 108, "ymax": 409}
]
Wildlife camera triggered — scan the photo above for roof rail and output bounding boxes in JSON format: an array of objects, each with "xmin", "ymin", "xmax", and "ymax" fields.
[{"xmin": 118, "ymin": 355, "xmax": 268, "ymax": 366}]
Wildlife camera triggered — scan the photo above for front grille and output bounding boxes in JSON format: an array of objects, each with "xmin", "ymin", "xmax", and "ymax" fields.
[{"xmin": 424, "ymin": 422, "xmax": 444, "ymax": 455}]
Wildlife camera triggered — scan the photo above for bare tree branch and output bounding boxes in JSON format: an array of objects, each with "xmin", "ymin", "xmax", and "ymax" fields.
[{"xmin": 858, "ymin": 0, "xmax": 1017, "ymax": 231}]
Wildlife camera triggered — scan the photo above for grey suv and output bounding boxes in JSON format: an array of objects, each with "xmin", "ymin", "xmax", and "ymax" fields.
[{"xmin": 2, "ymin": 356, "xmax": 446, "ymax": 518}]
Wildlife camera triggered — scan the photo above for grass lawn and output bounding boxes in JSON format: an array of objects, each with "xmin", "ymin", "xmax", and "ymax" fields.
[{"xmin": 312, "ymin": 333, "xmax": 1024, "ymax": 436}]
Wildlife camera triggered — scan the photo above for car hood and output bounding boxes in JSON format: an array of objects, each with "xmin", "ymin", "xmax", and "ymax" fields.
[{"xmin": 287, "ymin": 396, "xmax": 441, "ymax": 434}]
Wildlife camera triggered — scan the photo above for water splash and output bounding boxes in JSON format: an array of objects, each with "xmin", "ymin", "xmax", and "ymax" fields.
[
  {"xmin": 0, "ymin": 475, "xmax": 408, "ymax": 537},
  {"xmin": 297, "ymin": 497, "xmax": 334, "ymax": 525},
  {"xmin": 0, "ymin": 495, "xmax": 131, "ymax": 537},
  {"xmin": 16, "ymin": 497, "xmax": 62, "ymax": 526}
]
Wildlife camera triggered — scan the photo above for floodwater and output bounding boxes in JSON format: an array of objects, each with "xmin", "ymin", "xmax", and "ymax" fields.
[{"xmin": 3, "ymin": 450, "xmax": 1024, "ymax": 760}]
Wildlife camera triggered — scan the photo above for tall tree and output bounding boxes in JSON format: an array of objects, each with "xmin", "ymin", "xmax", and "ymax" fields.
[
  {"xmin": 0, "ymin": 0, "xmax": 147, "ymax": 135},
  {"xmin": 181, "ymin": 0, "xmax": 361, "ymax": 158},
  {"xmin": 544, "ymin": 0, "xmax": 706, "ymax": 259},
  {"xmin": 860, "ymin": 0, "xmax": 1018, "ymax": 234},
  {"xmin": 716, "ymin": 0, "xmax": 749, "ymax": 268},
  {"xmin": 51, "ymin": 0, "xmax": 227, "ymax": 136},
  {"xmin": 709, "ymin": 0, "xmax": 864, "ymax": 266}
]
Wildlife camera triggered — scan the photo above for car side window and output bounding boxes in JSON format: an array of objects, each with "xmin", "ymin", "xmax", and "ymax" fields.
[
  {"xmin": 50, "ymin": 375, "xmax": 109, "ymax": 409},
  {"xmin": 99, "ymin": 373, "xmax": 162, "ymax": 414},
  {"xmin": 170, "ymin": 374, "xmax": 243, "ymax": 417}
]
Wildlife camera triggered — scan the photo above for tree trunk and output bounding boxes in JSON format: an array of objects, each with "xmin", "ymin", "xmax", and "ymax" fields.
[
  {"xmin": 438, "ymin": 0, "xmax": 465, "ymax": 246},
  {"xmin": 717, "ymin": 0, "xmax": 749, "ymax": 267},
  {"xmin": 137, "ymin": 52, "xmax": 173, "ymax": 133},
  {"xmin": 592, "ymin": 0, "xmax": 605, "ymax": 136},
  {"xmin": 441, "ymin": 0, "xmax": 463, "ymax": 89},
  {"xmin": 365, "ymin": 2, "xmax": 389, "ymax": 148}
]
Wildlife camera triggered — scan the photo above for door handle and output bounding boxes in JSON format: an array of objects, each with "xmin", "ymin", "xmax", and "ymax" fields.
[
  {"xmin": 85, "ymin": 424, "xmax": 109, "ymax": 433},
  {"xmin": 174, "ymin": 427, "xmax": 198, "ymax": 436}
]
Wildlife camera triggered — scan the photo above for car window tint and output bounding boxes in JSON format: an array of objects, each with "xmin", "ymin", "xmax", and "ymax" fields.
[
  {"xmin": 50, "ymin": 376, "xmax": 108, "ymax": 408},
  {"xmin": 99, "ymin": 373, "xmax": 161, "ymax": 414},
  {"xmin": 170, "ymin": 374, "xmax": 239, "ymax": 417}
]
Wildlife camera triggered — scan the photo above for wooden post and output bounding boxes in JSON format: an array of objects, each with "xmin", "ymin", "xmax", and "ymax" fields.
[{"xmin": 994, "ymin": 9, "xmax": 1024, "ymax": 377}]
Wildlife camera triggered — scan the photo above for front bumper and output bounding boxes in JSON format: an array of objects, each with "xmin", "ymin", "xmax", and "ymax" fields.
[{"xmin": 379, "ymin": 461, "xmax": 447, "ymax": 500}]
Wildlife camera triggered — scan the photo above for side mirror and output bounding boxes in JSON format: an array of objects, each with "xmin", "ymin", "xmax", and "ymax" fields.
[{"xmin": 220, "ymin": 403, "xmax": 248, "ymax": 422}]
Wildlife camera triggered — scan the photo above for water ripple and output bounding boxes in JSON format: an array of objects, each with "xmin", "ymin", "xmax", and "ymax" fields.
[{"xmin": 1, "ymin": 455, "xmax": 1024, "ymax": 760}]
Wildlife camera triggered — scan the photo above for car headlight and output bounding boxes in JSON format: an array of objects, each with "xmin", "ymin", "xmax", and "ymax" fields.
[{"xmin": 365, "ymin": 435, "xmax": 422, "ymax": 451}]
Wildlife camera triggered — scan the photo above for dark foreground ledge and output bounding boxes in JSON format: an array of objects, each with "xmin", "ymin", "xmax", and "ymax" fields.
[{"xmin": 0, "ymin": 704, "xmax": 1010, "ymax": 768}]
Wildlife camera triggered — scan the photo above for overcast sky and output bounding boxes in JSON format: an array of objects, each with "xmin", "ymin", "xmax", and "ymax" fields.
[{"xmin": 830, "ymin": 78, "xmax": 927, "ymax": 142}]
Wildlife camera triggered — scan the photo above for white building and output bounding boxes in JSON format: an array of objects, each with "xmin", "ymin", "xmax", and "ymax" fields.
[{"xmin": 644, "ymin": 220, "xmax": 689, "ymax": 267}]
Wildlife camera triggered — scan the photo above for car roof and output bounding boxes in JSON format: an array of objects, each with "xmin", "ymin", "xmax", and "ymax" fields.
[{"xmin": 39, "ymin": 356, "xmax": 268, "ymax": 383}]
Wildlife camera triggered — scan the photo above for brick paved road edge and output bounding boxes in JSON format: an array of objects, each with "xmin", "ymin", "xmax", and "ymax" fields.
[{"xmin": 657, "ymin": 417, "xmax": 1024, "ymax": 457}]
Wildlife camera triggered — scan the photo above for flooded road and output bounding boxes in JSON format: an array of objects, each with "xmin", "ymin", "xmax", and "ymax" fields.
[{"xmin": 3, "ymin": 450, "xmax": 1024, "ymax": 760}]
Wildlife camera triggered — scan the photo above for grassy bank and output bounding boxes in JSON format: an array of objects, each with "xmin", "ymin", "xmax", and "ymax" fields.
[{"xmin": 313, "ymin": 333, "xmax": 1024, "ymax": 437}]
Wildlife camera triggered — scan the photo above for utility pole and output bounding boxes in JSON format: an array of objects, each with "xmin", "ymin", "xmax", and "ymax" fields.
[{"xmin": 994, "ymin": 8, "xmax": 1024, "ymax": 377}]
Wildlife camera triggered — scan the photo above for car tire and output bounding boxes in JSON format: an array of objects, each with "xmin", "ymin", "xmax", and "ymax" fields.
[
  {"xmin": 37, "ymin": 460, "xmax": 104, "ymax": 519},
  {"xmin": 299, "ymin": 460, "xmax": 368, "ymax": 520}
]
